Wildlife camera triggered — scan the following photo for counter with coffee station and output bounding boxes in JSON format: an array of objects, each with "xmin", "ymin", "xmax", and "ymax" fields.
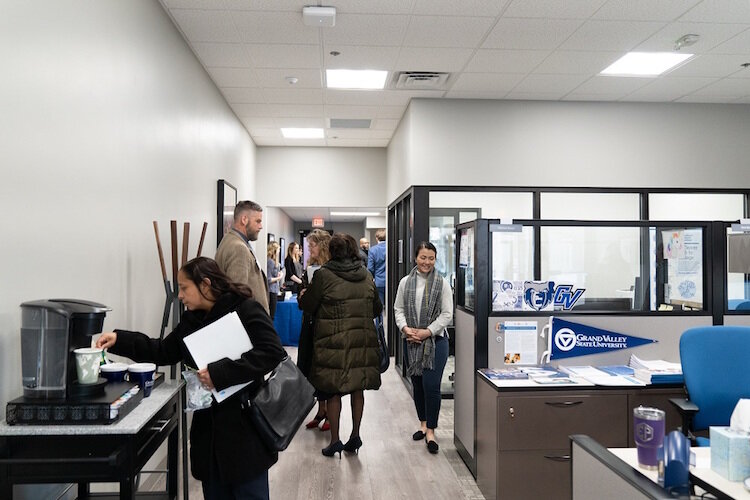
[{"xmin": 0, "ymin": 299, "xmax": 186, "ymax": 500}]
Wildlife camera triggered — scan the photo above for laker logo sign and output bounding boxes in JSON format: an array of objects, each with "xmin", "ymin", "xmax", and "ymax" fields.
[
  {"xmin": 554, "ymin": 328, "xmax": 577, "ymax": 351},
  {"xmin": 523, "ymin": 281, "xmax": 554, "ymax": 311}
]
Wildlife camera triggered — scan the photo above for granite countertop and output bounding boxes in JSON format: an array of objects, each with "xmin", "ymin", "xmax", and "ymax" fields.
[{"xmin": 0, "ymin": 380, "xmax": 184, "ymax": 436}]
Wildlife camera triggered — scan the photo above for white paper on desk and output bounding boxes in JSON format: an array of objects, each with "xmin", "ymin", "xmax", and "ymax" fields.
[{"xmin": 183, "ymin": 311, "xmax": 253, "ymax": 403}]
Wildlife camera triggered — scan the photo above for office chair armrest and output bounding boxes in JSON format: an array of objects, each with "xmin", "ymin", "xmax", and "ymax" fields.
[{"xmin": 669, "ymin": 397, "xmax": 699, "ymax": 439}]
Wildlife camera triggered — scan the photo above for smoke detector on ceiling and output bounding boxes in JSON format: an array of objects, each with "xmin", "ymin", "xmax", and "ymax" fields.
[
  {"xmin": 302, "ymin": 6, "xmax": 336, "ymax": 27},
  {"xmin": 393, "ymin": 72, "xmax": 450, "ymax": 90}
]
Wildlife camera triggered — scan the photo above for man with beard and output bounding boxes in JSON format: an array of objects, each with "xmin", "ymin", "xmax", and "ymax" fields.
[{"xmin": 216, "ymin": 200, "xmax": 270, "ymax": 315}]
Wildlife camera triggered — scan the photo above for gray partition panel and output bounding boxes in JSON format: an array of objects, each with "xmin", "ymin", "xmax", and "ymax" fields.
[
  {"xmin": 572, "ymin": 441, "xmax": 654, "ymax": 500},
  {"xmin": 487, "ymin": 315, "xmax": 713, "ymax": 368},
  {"xmin": 455, "ymin": 309, "xmax": 475, "ymax": 458},
  {"xmin": 722, "ymin": 315, "xmax": 750, "ymax": 327}
]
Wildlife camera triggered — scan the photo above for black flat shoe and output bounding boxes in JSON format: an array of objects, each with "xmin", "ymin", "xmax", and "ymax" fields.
[
  {"xmin": 412, "ymin": 430, "xmax": 426, "ymax": 441},
  {"xmin": 426, "ymin": 440, "xmax": 439, "ymax": 454},
  {"xmin": 322, "ymin": 441, "xmax": 344, "ymax": 458},
  {"xmin": 343, "ymin": 436, "xmax": 362, "ymax": 454}
]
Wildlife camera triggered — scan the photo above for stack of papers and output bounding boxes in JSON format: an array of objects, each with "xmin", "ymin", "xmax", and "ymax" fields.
[
  {"xmin": 629, "ymin": 354, "xmax": 683, "ymax": 384},
  {"xmin": 519, "ymin": 366, "xmax": 567, "ymax": 379},
  {"xmin": 558, "ymin": 365, "xmax": 645, "ymax": 386},
  {"xmin": 480, "ymin": 367, "xmax": 529, "ymax": 380}
]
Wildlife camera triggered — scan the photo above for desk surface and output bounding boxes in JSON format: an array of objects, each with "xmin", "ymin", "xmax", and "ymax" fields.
[
  {"xmin": 610, "ymin": 447, "xmax": 750, "ymax": 499},
  {"xmin": 0, "ymin": 379, "xmax": 183, "ymax": 436}
]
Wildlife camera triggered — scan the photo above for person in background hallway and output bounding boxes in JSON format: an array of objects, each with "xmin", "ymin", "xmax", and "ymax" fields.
[
  {"xmin": 367, "ymin": 229, "xmax": 386, "ymax": 305},
  {"xmin": 393, "ymin": 241, "xmax": 453, "ymax": 455},
  {"xmin": 299, "ymin": 233, "xmax": 382, "ymax": 458},
  {"xmin": 297, "ymin": 229, "xmax": 331, "ymax": 433},
  {"xmin": 359, "ymin": 237, "xmax": 369, "ymax": 264},
  {"xmin": 283, "ymin": 241, "xmax": 303, "ymax": 294},
  {"xmin": 266, "ymin": 241, "xmax": 282, "ymax": 320},
  {"xmin": 96, "ymin": 257, "xmax": 284, "ymax": 500},
  {"xmin": 215, "ymin": 200, "xmax": 269, "ymax": 315}
]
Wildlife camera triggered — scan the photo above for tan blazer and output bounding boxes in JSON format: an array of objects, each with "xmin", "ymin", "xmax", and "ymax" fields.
[{"xmin": 215, "ymin": 230, "xmax": 270, "ymax": 314}]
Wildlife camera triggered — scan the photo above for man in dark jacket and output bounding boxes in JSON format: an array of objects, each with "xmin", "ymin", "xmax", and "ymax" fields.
[{"xmin": 367, "ymin": 229, "xmax": 386, "ymax": 305}]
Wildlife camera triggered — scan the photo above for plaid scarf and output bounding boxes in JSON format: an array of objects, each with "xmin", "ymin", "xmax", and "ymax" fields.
[{"xmin": 404, "ymin": 266, "xmax": 442, "ymax": 376}]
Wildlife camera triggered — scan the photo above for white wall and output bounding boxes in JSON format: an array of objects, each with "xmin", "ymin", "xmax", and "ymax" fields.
[
  {"xmin": 256, "ymin": 146, "xmax": 387, "ymax": 208},
  {"xmin": 0, "ymin": 0, "xmax": 255, "ymax": 435},
  {"xmin": 388, "ymin": 99, "xmax": 750, "ymax": 200}
]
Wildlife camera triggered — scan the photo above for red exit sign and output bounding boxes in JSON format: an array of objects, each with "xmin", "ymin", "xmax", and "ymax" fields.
[{"xmin": 312, "ymin": 217, "xmax": 324, "ymax": 228}]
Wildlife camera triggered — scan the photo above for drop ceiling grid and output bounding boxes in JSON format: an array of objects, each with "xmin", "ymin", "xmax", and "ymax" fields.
[{"xmin": 158, "ymin": 0, "xmax": 750, "ymax": 148}]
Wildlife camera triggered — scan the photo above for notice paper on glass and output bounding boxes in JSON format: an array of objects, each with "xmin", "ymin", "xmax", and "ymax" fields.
[
  {"xmin": 183, "ymin": 311, "xmax": 253, "ymax": 403},
  {"xmin": 502, "ymin": 321, "xmax": 537, "ymax": 365}
]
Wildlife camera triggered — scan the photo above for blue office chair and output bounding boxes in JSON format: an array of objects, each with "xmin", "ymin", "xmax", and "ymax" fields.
[{"xmin": 670, "ymin": 326, "xmax": 750, "ymax": 446}]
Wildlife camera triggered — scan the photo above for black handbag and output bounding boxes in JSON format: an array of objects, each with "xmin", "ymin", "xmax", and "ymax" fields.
[
  {"xmin": 243, "ymin": 356, "xmax": 315, "ymax": 452},
  {"xmin": 376, "ymin": 316, "xmax": 389, "ymax": 373}
]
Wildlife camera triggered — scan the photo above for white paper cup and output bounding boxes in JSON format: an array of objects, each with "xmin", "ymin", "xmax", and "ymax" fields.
[
  {"xmin": 74, "ymin": 347, "xmax": 103, "ymax": 384},
  {"xmin": 128, "ymin": 363, "xmax": 156, "ymax": 397}
]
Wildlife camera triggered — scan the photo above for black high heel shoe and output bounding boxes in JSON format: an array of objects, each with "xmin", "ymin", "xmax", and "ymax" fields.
[
  {"xmin": 343, "ymin": 436, "xmax": 362, "ymax": 454},
  {"xmin": 322, "ymin": 440, "xmax": 344, "ymax": 458}
]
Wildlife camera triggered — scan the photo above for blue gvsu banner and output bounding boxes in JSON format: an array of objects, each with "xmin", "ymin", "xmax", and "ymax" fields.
[{"xmin": 547, "ymin": 317, "xmax": 656, "ymax": 360}]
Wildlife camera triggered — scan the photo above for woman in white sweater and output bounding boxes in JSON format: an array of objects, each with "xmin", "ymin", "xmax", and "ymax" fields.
[{"xmin": 393, "ymin": 241, "xmax": 453, "ymax": 454}]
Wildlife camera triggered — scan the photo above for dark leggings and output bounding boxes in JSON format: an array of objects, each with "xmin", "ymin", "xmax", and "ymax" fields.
[
  {"xmin": 268, "ymin": 293, "xmax": 277, "ymax": 320},
  {"xmin": 409, "ymin": 335, "xmax": 449, "ymax": 429}
]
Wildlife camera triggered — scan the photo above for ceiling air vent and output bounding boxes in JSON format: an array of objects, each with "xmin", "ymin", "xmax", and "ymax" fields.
[
  {"xmin": 329, "ymin": 118, "xmax": 371, "ymax": 129},
  {"xmin": 394, "ymin": 72, "xmax": 450, "ymax": 90}
]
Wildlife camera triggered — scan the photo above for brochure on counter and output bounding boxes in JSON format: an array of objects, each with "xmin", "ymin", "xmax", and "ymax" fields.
[{"xmin": 479, "ymin": 366, "xmax": 593, "ymax": 388}]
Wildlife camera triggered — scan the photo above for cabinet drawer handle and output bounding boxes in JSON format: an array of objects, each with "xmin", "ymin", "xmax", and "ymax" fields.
[
  {"xmin": 544, "ymin": 401, "xmax": 583, "ymax": 408},
  {"xmin": 508, "ymin": 407, "xmax": 514, "ymax": 418},
  {"xmin": 544, "ymin": 454, "xmax": 571, "ymax": 462},
  {"xmin": 149, "ymin": 419, "xmax": 171, "ymax": 433}
]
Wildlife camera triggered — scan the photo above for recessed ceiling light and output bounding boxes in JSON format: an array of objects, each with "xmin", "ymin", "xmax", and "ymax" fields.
[
  {"xmin": 600, "ymin": 52, "xmax": 693, "ymax": 77},
  {"xmin": 281, "ymin": 128, "xmax": 324, "ymax": 139},
  {"xmin": 330, "ymin": 211, "xmax": 381, "ymax": 216},
  {"xmin": 326, "ymin": 69, "xmax": 388, "ymax": 90}
]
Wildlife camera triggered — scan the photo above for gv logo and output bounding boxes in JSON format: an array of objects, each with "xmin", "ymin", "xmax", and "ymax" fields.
[
  {"xmin": 524, "ymin": 281, "xmax": 554, "ymax": 311},
  {"xmin": 554, "ymin": 328, "xmax": 577, "ymax": 351}
]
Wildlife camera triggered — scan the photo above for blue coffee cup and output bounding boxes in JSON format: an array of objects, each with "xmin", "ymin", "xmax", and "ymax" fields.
[
  {"xmin": 100, "ymin": 363, "xmax": 128, "ymax": 383},
  {"xmin": 128, "ymin": 363, "xmax": 156, "ymax": 397}
]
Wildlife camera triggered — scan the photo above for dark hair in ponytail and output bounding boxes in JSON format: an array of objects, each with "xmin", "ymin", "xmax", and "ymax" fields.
[
  {"xmin": 180, "ymin": 256, "xmax": 253, "ymax": 300},
  {"xmin": 415, "ymin": 241, "xmax": 437, "ymax": 257}
]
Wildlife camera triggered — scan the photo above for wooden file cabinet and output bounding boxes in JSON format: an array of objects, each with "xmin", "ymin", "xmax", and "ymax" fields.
[{"xmin": 476, "ymin": 374, "xmax": 684, "ymax": 500}]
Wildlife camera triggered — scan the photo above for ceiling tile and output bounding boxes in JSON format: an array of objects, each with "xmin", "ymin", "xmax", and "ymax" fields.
[
  {"xmin": 679, "ymin": 0, "xmax": 750, "ymax": 23},
  {"xmin": 466, "ymin": 49, "xmax": 550, "ymax": 73},
  {"xmin": 372, "ymin": 118, "xmax": 400, "ymax": 130},
  {"xmin": 164, "ymin": 0, "xmax": 227, "ymax": 8},
  {"xmin": 262, "ymin": 88, "xmax": 324, "ymax": 104},
  {"xmin": 267, "ymin": 104, "xmax": 325, "ymax": 117},
  {"xmin": 322, "ymin": 14, "xmax": 410, "ymax": 46},
  {"xmin": 222, "ymin": 0, "xmax": 304, "ymax": 10},
  {"xmin": 444, "ymin": 90, "xmax": 510, "ymax": 99},
  {"xmin": 403, "ymin": 16, "xmax": 496, "ymax": 48},
  {"xmin": 635, "ymin": 22, "xmax": 749, "ymax": 54},
  {"xmin": 675, "ymin": 94, "xmax": 742, "ymax": 103},
  {"xmin": 395, "ymin": 47, "xmax": 474, "ymax": 72},
  {"xmin": 559, "ymin": 20, "xmax": 666, "ymax": 51},
  {"xmin": 245, "ymin": 44, "xmax": 321, "ymax": 69},
  {"xmin": 690, "ymin": 77, "xmax": 750, "ymax": 98},
  {"xmin": 252, "ymin": 137, "xmax": 285, "ymax": 146},
  {"xmin": 192, "ymin": 42, "xmax": 252, "ymax": 67},
  {"xmin": 323, "ymin": 45, "xmax": 400, "ymax": 70},
  {"xmin": 503, "ymin": 0, "xmax": 608, "ymax": 19},
  {"xmin": 561, "ymin": 93, "xmax": 620, "ymax": 101},
  {"xmin": 667, "ymin": 54, "xmax": 750, "ymax": 78},
  {"xmin": 592, "ymin": 0, "xmax": 701, "ymax": 21},
  {"xmin": 568, "ymin": 75, "xmax": 652, "ymax": 95},
  {"xmin": 413, "ymin": 0, "xmax": 508, "ymax": 17},
  {"xmin": 233, "ymin": 11, "xmax": 319, "ymax": 44},
  {"xmin": 232, "ymin": 103, "xmax": 273, "ymax": 117},
  {"xmin": 333, "ymin": 0, "xmax": 415, "ymax": 15},
  {"xmin": 325, "ymin": 89, "xmax": 422, "ymax": 106},
  {"xmin": 248, "ymin": 127, "xmax": 282, "ymax": 138},
  {"xmin": 324, "ymin": 104, "xmax": 381, "ymax": 119},
  {"xmin": 170, "ymin": 9, "xmax": 241, "ymax": 42},
  {"xmin": 513, "ymin": 73, "xmax": 590, "ymax": 96},
  {"xmin": 221, "ymin": 87, "xmax": 266, "ymax": 103},
  {"xmin": 254, "ymin": 68, "xmax": 323, "ymax": 88},
  {"xmin": 483, "ymin": 18, "xmax": 583, "ymax": 50},
  {"xmin": 623, "ymin": 77, "xmax": 716, "ymax": 101},
  {"xmin": 283, "ymin": 138, "xmax": 327, "ymax": 146},
  {"xmin": 368, "ymin": 139, "xmax": 391, "ymax": 147},
  {"xmin": 208, "ymin": 67, "xmax": 261, "ymax": 87},
  {"xmin": 326, "ymin": 138, "xmax": 372, "ymax": 147},
  {"xmin": 710, "ymin": 28, "xmax": 750, "ymax": 54},
  {"xmin": 532, "ymin": 50, "xmax": 620, "ymax": 75},
  {"xmin": 450, "ymin": 72, "xmax": 526, "ymax": 92},
  {"xmin": 376, "ymin": 106, "xmax": 407, "ymax": 119},
  {"xmin": 505, "ymin": 92, "xmax": 569, "ymax": 100},
  {"xmin": 241, "ymin": 117, "xmax": 276, "ymax": 129},
  {"xmin": 274, "ymin": 117, "xmax": 326, "ymax": 128}
]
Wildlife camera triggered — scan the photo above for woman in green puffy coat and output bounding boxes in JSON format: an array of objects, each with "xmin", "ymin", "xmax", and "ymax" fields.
[{"xmin": 298, "ymin": 233, "xmax": 383, "ymax": 458}]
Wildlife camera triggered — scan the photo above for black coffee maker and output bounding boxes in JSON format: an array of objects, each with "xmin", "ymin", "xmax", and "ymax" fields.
[{"xmin": 20, "ymin": 299, "xmax": 110, "ymax": 399}]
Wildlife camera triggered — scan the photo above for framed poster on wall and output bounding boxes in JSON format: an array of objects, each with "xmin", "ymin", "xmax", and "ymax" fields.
[{"xmin": 217, "ymin": 179, "xmax": 237, "ymax": 246}]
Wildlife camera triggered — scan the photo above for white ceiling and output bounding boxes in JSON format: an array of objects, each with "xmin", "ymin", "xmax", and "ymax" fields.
[
  {"xmin": 159, "ymin": 0, "xmax": 750, "ymax": 149},
  {"xmin": 281, "ymin": 206, "xmax": 383, "ymax": 223}
]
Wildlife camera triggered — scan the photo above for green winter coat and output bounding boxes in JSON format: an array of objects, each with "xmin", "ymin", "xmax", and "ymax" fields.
[{"xmin": 298, "ymin": 258, "xmax": 383, "ymax": 394}]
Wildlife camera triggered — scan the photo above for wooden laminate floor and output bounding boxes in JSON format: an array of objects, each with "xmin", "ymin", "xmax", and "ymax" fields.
[{"xmin": 177, "ymin": 348, "xmax": 484, "ymax": 500}]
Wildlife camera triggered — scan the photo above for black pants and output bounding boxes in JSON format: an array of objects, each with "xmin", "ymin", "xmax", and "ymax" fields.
[
  {"xmin": 268, "ymin": 293, "xmax": 277, "ymax": 320},
  {"xmin": 409, "ymin": 335, "xmax": 449, "ymax": 429}
]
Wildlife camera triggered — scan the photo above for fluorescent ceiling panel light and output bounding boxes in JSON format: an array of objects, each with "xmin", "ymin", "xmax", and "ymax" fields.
[
  {"xmin": 330, "ymin": 211, "xmax": 381, "ymax": 216},
  {"xmin": 280, "ymin": 127, "xmax": 324, "ymax": 139},
  {"xmin": 600, "ymin": 52, "xmax": 693, "ymax": 77},
  {"xmin": 326, "ymin": 69, "xmax": 388, "ymax": 90}
]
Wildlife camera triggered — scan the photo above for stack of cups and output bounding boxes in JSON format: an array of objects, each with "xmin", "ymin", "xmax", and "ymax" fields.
[
  {"xmin": 128, "ymin": 363, "xmax": 157, "ymax": 397},
  {"xmin": 633, "ymin": 406, "xmax": 666, "ymax": 470}
]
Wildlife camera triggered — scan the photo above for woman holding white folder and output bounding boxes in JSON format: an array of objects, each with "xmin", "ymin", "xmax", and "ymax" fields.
[{"xmin": 96, "ymin": 256, "xmax": 285, "ymax": 500}]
